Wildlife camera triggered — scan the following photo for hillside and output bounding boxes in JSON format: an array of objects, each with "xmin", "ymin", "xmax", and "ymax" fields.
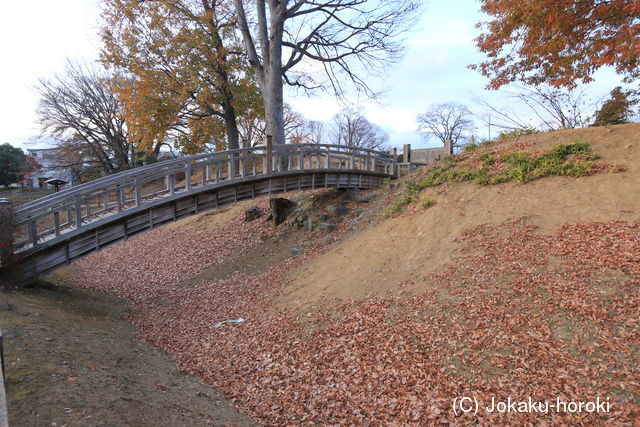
[{"xmin": 7, "ymin": 123, "xmax": 640, "ymax": 424}]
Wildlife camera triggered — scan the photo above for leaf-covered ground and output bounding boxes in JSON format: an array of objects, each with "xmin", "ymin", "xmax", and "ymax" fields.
[{"xmin": 61, "ymin": 184, "xmax": 640, "ymax": 424}]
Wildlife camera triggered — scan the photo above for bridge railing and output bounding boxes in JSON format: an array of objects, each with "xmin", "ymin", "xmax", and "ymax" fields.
[{"xmin": 12, "ymin": 143, "xmax": 394, "ymax": 253}]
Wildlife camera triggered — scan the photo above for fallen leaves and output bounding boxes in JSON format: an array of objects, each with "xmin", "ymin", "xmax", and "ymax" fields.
[{"xmin": 66, "ymin": 201, "xmax": 640, "ymax": 424}]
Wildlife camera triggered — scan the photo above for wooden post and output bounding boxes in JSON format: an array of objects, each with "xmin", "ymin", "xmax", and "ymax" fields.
[
  {"xmin": 264, "ymin": 135, "xmax": 273, "ymax": 175},
  {"xmin": 403, "ymin": 144, "xmax": 411, "ymax": 163},
  {"xmin": 0, "ymin": 199, "xmax": 14, "ymax": 270},
  {"xmin": 74, "ymin": 195, "xmax": 83, "ymax": 228},
  {"xmin": 240, "ymin": 138, "xmax": 248, "ymax": 177},
  {"xmin": 186, "ymin": 163, "xmax": 192, "ymax": 189},
  {"xmin": 168, "ymin": 174, "xmax": 175, "ymax": 195},
  {"xmin": 298, "ymin": 146, "xmax": 304, "ymax": 170},
  {"xmin": 28, "ymin": 221, "xmax": 37, "ymax": 247},
  {"xmin": 216, "ymin": 161, "xmax": 222, "ymax": 182},
  {"xmin": 205, "ymin": 162, "xmax": 212, "ymax": 182},
  {"xmin": 228, "ymin": 153, "xmax": 235, "ymax": 180},
  {"xmin": 134, "ymin": 176, "xmax": 142, "ymax": 207},
  {"xmin": 392, "ymin": 148, "xmax": 398, "ymax": 178},
  {"xmin": 54, "ymin": 211, "xmax": 60, "ymax": 237},
  {"xmin": 118, "ymin": 179, "xmax": 125, "ymax": 208},
  {"xmin": 445, "ymin": 139, "xmax": 453, "ymax": 155},
  {"xmin": 325, "ymin": 146, "xmax": 330, "ymax": 168}
]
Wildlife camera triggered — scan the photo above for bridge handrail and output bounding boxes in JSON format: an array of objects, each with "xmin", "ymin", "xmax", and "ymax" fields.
[
  {"xmin": 12, "ymin": 143, "xmax": 394, "ymax": 251},
  {"xmin": 16, "ymin": 146, "xmax": 264, "ymax": 213},
  {"xmin": 16, "ymin": 143, "xmax": 390, "ymax": 214}
]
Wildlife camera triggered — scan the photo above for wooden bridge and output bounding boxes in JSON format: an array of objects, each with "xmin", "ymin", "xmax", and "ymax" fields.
[{"xmin": 1, "ymin": 141, "xmax": 397, "ymax": 282}]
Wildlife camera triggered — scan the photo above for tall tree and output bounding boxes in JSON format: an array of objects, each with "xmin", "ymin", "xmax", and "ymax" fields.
[
  {"xmin": 330, "ymin": 108, "xmax": 389, "ymax": 150},
  {"xmin": 0, "ymin": 144, "xmax": 28, "ymax": 188},
  {"xmin": 37, "ymin": 62, "xmax": 134, "ymax": 174},
  {"xmin": 417, "ymin": 103, "xmax": 474, "ymax": 153},
  {"xmin": 232, "ymin": 0, "xmax": 419, "ymax": 144},
  {"xmin": 101, "ymin": 0, "xmax": 262, "ymax": 154},
  {"xmin": 473, "ymin": 0, "xmax": 640, "ymax": 89}
]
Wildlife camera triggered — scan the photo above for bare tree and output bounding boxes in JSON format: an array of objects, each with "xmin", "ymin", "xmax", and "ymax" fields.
[
  {"xmin": 417, "ymin": 103, "xmax": 474, "ymax": 153},
  {"xmin": 330, "ymin": 108, "xmax": 389, "ymax": 150},
  {"xmin": 472, "ymin": 84, "xmax": 593, "ymax": 133},
  {"xmin": 232, "ymin": 0, "xmax": 419, "ymax": 145},
  {"xmin": 288, "ymin": 118, "xmax": 325, "ymax": 144},
  {"xmin": 36, "ymin": 62, "xmax": 134, "ymax": 174},
  {"xmin": 238, "ymin": 103, "xmax": 324, "ymax": 146}
]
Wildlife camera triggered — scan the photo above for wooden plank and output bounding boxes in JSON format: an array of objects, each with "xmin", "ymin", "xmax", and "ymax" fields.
[
  {"xmin": 33, "ymin": 247, "xmax": 68, "ymax": 274},
  {"xmin": 68, "ymin": 235, "xmax": 98, "ymax": 259},
  {"xmin": 97, "ymin": 224, "xmax": 127, "ymax": 244}
]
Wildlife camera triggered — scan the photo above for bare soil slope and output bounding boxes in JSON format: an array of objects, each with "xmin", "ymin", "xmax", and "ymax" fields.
[
  {"xmin": 8, "ymin": 123, "xmax": 639, "ymax": 425},
  {"xmin": 284, "ymin": 124, "xmax": 640, "ymax": 307}
]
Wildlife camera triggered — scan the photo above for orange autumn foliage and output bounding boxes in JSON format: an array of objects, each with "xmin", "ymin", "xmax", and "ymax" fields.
[
  {"xmin": 473, "ymin": 0, "xmax": 640, "ymax": 89},
  {"xmin": 101, "ymin": 0, "xmax": 261, "ymax": 156}
]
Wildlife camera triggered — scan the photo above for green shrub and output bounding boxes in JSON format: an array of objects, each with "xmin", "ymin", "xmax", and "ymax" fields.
[
  {"xmin": 384, "ymin": 140, "xmax": 600, "ymax": 215},
  {"xmin": 497, "ymin": 127, "xmax": 539, "ymax": 141}
]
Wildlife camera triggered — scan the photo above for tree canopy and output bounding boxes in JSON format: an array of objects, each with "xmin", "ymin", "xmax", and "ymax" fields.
[
  {"xmin": 417, "ymin": 103, "xmax": 474, "ymax": 152},
  {"xmin": 474, "ymin": 0, "xmax": 640, "ymax": 89},
  {"xmin": 37, "ymin": 62, "xmax": 134, "ymax": 174},
  {"xmin": 593, "ymin": 87, "xmax": 639, "ymax": 126},
  {"xmin": 330, "ymin": 108, "xmax": 389, "ymax": 150},
  {"xmin": 101, "ymin": 0, "xmax": 262, "ymax": 154},
  {"xmin": 0, "ymin": 144, "xmax": 28, "ymax": 188}
]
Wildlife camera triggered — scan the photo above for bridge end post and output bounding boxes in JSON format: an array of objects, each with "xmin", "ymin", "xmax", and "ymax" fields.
[
  {"xmin": 403, "ymin": 144, "xmax": 411, "ymax": 163},
  {"xmin": 264, "ymin": 135, "xmax": 273, "ymax": 175},
  {"xmin": 0, "ymin": 199, "xmax": 16, "ymax": 285},
  {"xmin": 391, "ymin": 148, "xmax": 398, "ymax": 178}
]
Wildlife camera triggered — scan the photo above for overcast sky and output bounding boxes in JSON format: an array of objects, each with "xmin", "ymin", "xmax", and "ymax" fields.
[{"xmin": 0, "ymin": 0, "xmax": 626, "ymax": 151}]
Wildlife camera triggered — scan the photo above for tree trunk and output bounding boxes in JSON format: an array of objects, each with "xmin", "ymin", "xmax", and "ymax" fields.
[
  {"xmin": 265, "ymin": 9, "xmax": 286, "ymax": 145},
  {"xmin": 223, "ymin": 98, "xmax": 240, "ymax": 151},
  {"xmin": 233, "ymin": 0, "xmax": 287, "ymax": 146}
]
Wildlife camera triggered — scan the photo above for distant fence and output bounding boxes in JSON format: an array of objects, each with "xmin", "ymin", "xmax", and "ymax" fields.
[
  {"xmin": 2, "ymin": 188, "xmax": 55, "ymax": 206},
  {"xmin": 1, "ymin": 187, "xmax": 53, "ymax": 197}
]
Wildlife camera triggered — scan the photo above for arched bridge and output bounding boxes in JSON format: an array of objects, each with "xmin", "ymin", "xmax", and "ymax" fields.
[{"xmin": 4, "ymin": 142, "xmax": 397, "ymax": 281}]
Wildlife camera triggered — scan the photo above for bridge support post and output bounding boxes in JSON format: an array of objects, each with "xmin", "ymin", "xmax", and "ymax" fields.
[
  {"xmin": 264, "ymin": 135, "xmax": 273, "ymax": 175},
  {"xmin": 0, "ymin": 199, "xmax": 15, "ymax": 280},
  {"xmin": 403, "ymin": 144, "xmax": 411, "ymax": 163},
  {"xmin": 392, "ymin": 148, "xmax": 398, "ymax": 178}
]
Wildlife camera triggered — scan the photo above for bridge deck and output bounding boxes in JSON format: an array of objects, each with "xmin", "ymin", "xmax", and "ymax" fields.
[{"xmin": 7, "ymin": 143, "xmax": 396, "ymax": 281}]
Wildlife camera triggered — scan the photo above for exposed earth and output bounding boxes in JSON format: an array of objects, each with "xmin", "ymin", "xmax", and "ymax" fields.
[
  {"xmin": 2, "ymin": 123, "xmax": 640, "ymax": 424},
  {"xmin": 1, "ymin": 286, "xmax": 253, "ymax": 426}
]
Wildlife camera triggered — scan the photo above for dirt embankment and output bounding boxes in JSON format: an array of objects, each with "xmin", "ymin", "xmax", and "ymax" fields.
[
  {"xmin": 283, "ymin": 124, "xmax": 640, "ymax": 306},
  {"xmin": 3, "ymin": 123, "xmax": 639, "ymax": 424}
]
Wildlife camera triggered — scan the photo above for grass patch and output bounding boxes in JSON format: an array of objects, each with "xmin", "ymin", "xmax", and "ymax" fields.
[
  {"xmin": 386, "ymin": 140, "xmax": 599, "ymax": 216},
  {"xmin": 383, "ymin": 183, "xmax": 436, "ymax": 217},
  {"xmin": 421, "ymin": 196, "xmax": 436, "ymax": 209}
]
